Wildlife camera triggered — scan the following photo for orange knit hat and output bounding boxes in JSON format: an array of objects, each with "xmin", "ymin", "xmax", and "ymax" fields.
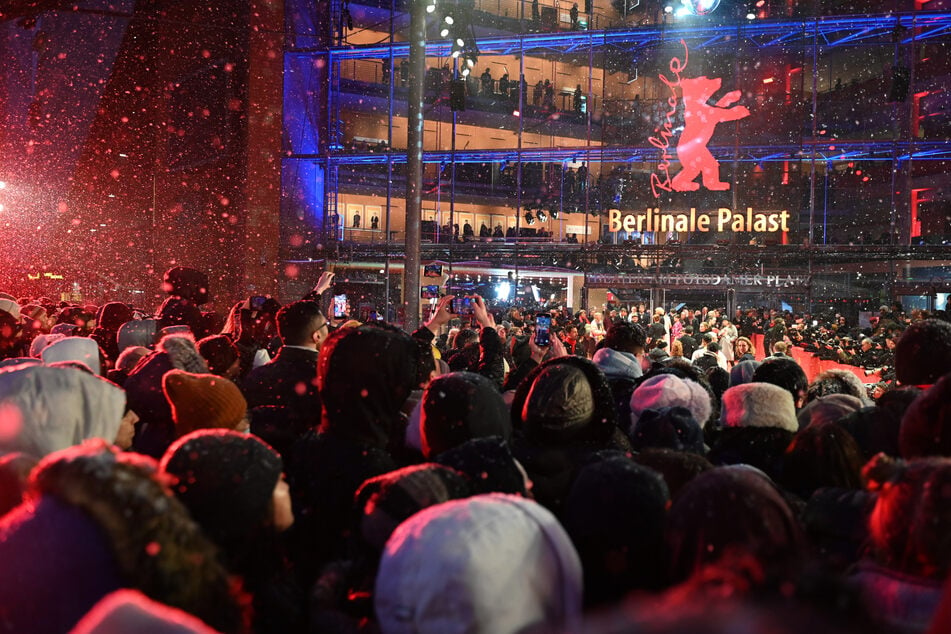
[{"xmin": 162, "ymin": 370, "xmax": 247, "ymax": 436}]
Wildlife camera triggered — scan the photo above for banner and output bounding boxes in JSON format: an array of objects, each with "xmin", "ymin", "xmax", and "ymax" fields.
[{"xmin": 585, "ymin": 272, "xmax": 811, "ymax": 291}]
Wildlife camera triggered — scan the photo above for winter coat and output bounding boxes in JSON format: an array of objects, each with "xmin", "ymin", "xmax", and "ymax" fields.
[
  {"xmin": 510, "ymin": 356, "xmax": 632, "ymax": 516},
  {"xmin": 287, "ymin": 325, "xmax": 423, "ymax": 584},
  {"xmin": 125, "ymin": 336, "xmax": 208, "ymax": 458},
  {"xmin": 0, "ymin": 364, "xmax": 125, "ymax": 457},
  {"xmin": 242, "ymin": 345, "xmax": 321, "ymax": 433}
]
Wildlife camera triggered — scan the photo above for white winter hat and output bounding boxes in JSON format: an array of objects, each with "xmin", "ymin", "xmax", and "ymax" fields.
[
  {"xmin": 719, "ymin": 382, "xmax": 798, "ymax": 432},
  {"xmin": 630, "ymin": 374, "xmax": 712, "ymax": 430}
]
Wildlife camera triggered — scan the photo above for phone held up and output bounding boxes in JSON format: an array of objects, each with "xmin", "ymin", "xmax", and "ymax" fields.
[
  {"xmin": 534, "ymin": 315, "xmax": 552, "ymax": 347},
  {"xmin": 451, "ymin": 296, "xmax": 475, "ymax": 315}
]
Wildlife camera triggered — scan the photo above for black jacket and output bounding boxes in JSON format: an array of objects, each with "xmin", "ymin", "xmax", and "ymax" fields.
[{"xmin": 243, "ymin": 346, "xmax": 321, "ymax": 431}]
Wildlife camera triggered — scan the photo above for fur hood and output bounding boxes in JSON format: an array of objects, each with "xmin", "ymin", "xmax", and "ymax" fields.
[{"xmin": 157, "ymin": 335, "xmax": 208, "ymax": 373}]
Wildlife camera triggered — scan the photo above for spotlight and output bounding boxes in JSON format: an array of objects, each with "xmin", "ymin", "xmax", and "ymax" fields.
[
  {"xmin": 456, "ymin": 38, "xmax": 465, "ymax": 46},
  {"xmin": 524, "ymin": 212, "xmax": 536, "ymax": 225},
  {"xmin": 444, "ymin": 15, "xmax": 454, "ymax": 24},
  {"xmin": 664, "ymin": 5, "xmax": 673, "ymax": 12},
  {"xmin": 745, "ymin": 11, "xmax": 755, "ymax": 18},
  {"xmin": 461, "ymin": 67, "xmax": 470, "ymax": 76},
  {"xmin": 426, "ymin": 3, "xmax": 436, "ymax": 12},
  {"xmin": 466, "ymin": 58, "xmax": 474, "ymax": 68},
  {"xmin": 440, "ymin": 27, "xmax": 450, "ymax": 36},
  {"xmin": 537, "ymin": 210, "xmax": 548, "ymax": 222},
  {"xmin": 451, "ymin": 50, "xmax": 460, "ymax": 58},
  {"xmin": 550, "ymin": 208, "xmax": 559, "ymax": 219}
]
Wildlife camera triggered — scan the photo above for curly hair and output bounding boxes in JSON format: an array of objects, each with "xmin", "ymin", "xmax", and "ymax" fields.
[{"xmin": 29, "ymin": 440, "xmax": 249, "ymax": 633}]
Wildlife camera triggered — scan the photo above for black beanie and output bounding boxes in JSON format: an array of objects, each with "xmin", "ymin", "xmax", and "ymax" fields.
[
  {"xmin": 421, "ymin": 371, "xmax": 511, "ymax": 458},
  {"xmin": 436, "ymin": 436, "xmax": 528, "ymax": 496},
  {"xmin": 899, "ymin": 373, "xmax": 951, "ymax": 459},
  {"xmin": 160, "ymin": 429, "xmax": 283, "ymax": 542},
  {"xmin": 630, "ymin": 406, "xmax": 704, "ymax": 454}
]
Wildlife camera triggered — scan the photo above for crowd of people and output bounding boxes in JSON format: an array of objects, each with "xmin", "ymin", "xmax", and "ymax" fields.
[{"xmin": 1, "ymin": 266, "xmax": 951, "ymax": 633}]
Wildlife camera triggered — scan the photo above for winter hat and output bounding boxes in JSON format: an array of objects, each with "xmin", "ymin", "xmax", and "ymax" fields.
[
  {"xmin": 630, "ymin": 374, "xmax": 712, "ymax": 431},
  {"xmin": 162, "ymin": 266, "xmax": 210, "ymax": 305},
  {"xmin": 729, "ymin": 359, "xmax": 761, "ymax": 386},
  {"xmin": 95, "ymin": 302, "xmax": 134, "ymax": 332},
  {"xmin": 649, "ymin": 348, "xmax": 672, "ymax": 364},
  {"xmin": 0, "ymin": 298, "xmax": 20, "ymax": 321},
  {"xmin": 421, "ymin": 371, "xmax": 511, "ymax": 458},
  {"xmin": 41, "ymin": 336, "xmax": 102, "ymax": 375},
  {"xmin": 356, "ymin": 463, "xmax": 471, "ymax": 551},
  {"xmin": 522, "ymin": 363, "xmax": 595, "ymax": 433},
  {"xmin": 196, "ymin": 335, "xmax": 239, "ymax": 377},
  {"xmin": 160, "ymin": 429, "xmax": 283, "ymax": 539},
  {"xmin": 162, "ymin": 370, "xmax": 247, "ymax": 436},
  {"xmin": 719, "ymin": 382, "xmax": 797, "ymax": 432},
  {"xmin": 29, "ymin": 333, "xmax": 66, "ymax": 359},
  {"xmin": 630, "ymin": 406, "xmax": 704, "ymax": 454},
  {"xmin": 796, "ymin": 394, "xmax": 864, "ymax": 430},
  {"xmin": 375, "ymin": 494, "xmax": 583, "ymax": 634},
  {"xmin": 117, "ymin": 319, "xmax": 157, "ymax": 352},
  {"xmin": 436, "ymin": 436, "xmax": 529, "ymax": 496},
  {"xmin": 0, "ymin": 357, "xmax": 40, "ymax": 370},
  {"xmin": 899, "ymin": 373, "xmax": 951, "ymax": 459}
]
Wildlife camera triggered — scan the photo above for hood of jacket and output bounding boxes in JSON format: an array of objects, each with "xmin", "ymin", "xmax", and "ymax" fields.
[
  {"xmin": 421, "ymin": 371, "xmax": 510, "ymax": 458},
  {"xmin": 0, "ymin": 365, "xmax": 125, "ymax": 457},
  {"xmin": 95, "ymin": 302, "xmax": 134, "ymax": 332},
  {"xmin": 318, "ymin": 325, "xmax": 423, "ymax": 449},
  {"xmin": 375, "ymin": 494, "xmax": 582, "ymax": 634},
  {"xmin": 511, "ymin": 355, "xmax": 619, "ymax": 447},
  {"xmin": 592, "ymin": 347, "xmax": 643, "ymax": 382}
]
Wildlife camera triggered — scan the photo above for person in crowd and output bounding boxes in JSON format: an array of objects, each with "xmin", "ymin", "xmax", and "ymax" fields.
[
  {"xmin": 0, "ymin": 364, "xmax": 129, "ymax": 458},
  {"xmin": 88, "ymin": 302, "xmax": 133, "ymax": 368},
  {"xmin": 733, "ymin": 335, "xmax": 756, "ymax": 362},
  {"xmin": 419, "ymin": 371, "xmax": 511, "ymax": 459},
  {"xmin": 562, "ymin": 455, "xmax": 670, "ymax": 606},
  {"xmin": 242, "ymin": 300, "xmax": 328, "ymax": 434},
  {"xmin": 852, "ymin": 455, "xmax": 951, "ymax": 632},
  {"xmin": 629, "ymin": 373, "xmax": 713, "ymax": 436},
  {"xmin": 0, "ymin": 440, "xmax": 246, "ymax": 633},
  {"xmin": 106, "ymin": 345, "xmax": 150, "ymax": 386},
  {"xmin": 592, "ymin": 320, "xmax": 647, "ymax": 425},
  {"xmin": 156, "ymin": 267, "xmax": 211, "ymax": 337},
  {"xmin": 677, "ymin": 325, "xmax": 698, "ymax": 358},
  {"xmin": 510, "ymin": 355, "xmax": 632, "ymax": 515},
  {"xmin": 753, "ymin": 356, "xmax": 809, "ymax": 409},
  {"xmin": 196, "ymin": 334, "xmax": 241, "ymax": 380},
  {"xmin": 161, "ymin": 429, "xmax": 304, "ymax": 634},
  {"xmin": 163, "ymin": 369, "xmax": 249, "ymax": 437},
  {"xmin": 895, "ymin": 318, "xmax": 951, "ymax": 389},
  {"xmin": 287, "ymin": 322, "xmax": 430, "ymax": 585},
  {"xmin": 124, "ymin": 333, "xmax": 209, "ymax": 458},
  {"xmin": 708, "ymin": 382, "xmax": 798, "ymax": 481},
  {"xmin": 375, "ymin": 494, "xmax": 583, "ymax": 633}
]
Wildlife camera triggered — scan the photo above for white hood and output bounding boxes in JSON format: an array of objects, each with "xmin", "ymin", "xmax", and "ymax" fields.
[
  {"xmin": 375, "ymin": 493, "xmax": 583, "ymax": 634},
  {"xmin": 0, "ymin": 364, "xmax": 126, "ymax": 457}
]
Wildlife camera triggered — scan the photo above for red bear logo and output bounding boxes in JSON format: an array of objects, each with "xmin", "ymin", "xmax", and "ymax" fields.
[{"xmin": 670, "ymin": 76, "xmax": 749, "ymax": 192}]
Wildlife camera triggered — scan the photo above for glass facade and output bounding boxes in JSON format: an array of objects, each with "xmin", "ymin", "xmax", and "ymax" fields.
[{"xmin": 282, "ymin": 0, "xmax": 951, "ymax": 312}]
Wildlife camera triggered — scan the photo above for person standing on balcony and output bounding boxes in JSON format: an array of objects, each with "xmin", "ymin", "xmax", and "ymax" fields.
[{"xmin": 570, "ymin": 3, "xmax": 579, "ymax": 29}]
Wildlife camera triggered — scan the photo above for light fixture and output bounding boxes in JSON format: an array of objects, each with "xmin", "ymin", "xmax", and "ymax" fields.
[
  {"xmin": 537, "ymin": 210, "xmax": 548, "ymax": 222},
  {"xmin": 444, "ymin": 15, "xmax": 454, "ymax": 24},
  {"xmin": 426, "ymin": 3, "xmax": 436, "ymax": 12},
  {"xmin": 524, "ymin": 212, "xmax": 536, "ymax": 225},
  {"xmin": 461, "ymin": 67, "xmax": 470, "ymax": 76},
  {"xmin": 440, "ymin": 27, "xmax": 450, "ymax": 36}
]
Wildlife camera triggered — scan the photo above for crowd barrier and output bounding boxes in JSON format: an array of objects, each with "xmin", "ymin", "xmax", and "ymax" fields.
[{"xmin": 748, "ymin": 333, "xmax": 880, "ymax": 384}]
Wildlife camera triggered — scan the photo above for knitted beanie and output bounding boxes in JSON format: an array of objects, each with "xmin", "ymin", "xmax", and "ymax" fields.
[
  {"xmin": 357, "ymin": 463, "xmax": 471, "ymax": 551},
  {"xmin": 162, "ymin": 370, "xmax": 247, "ymax": 436},
  {"xmin": 630, "ymin": 374, "xmax": 712, "ymax": 431},
  {"xmin": 719, "ymin": 382, "xmax": 797, "ymax": 432},
  {"xmin": 160, "ymin": 429, "xmax": 283, "ymax": 540}
]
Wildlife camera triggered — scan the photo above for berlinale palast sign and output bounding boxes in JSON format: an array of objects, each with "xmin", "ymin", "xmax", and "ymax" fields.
[
  {"xmin": 610, "ymin": 39, "xmax": 789, "ymax": 235},
  {"xmin": 585, "ymin": 273, "xmax": 811, "ymax": 291}
]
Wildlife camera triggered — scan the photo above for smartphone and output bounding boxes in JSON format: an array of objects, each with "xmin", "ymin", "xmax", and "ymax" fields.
[
  {"xmin": 333, "ymin": 294, "xmax": 347, "ymax": 318},
  {"xmin": 451, "ymin": 296, "xmax": 474, "ymax": 315},
  {"xmin": 421, "ymin": 285, "xmax": 440, "ymax": 299},
  {"xmin": 535, "ymin": 315, "xmax": 552, "ymax": 346},
  {"xmin": 249, "ymin": 295, "xmax": 267, "ymax": 311}
]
